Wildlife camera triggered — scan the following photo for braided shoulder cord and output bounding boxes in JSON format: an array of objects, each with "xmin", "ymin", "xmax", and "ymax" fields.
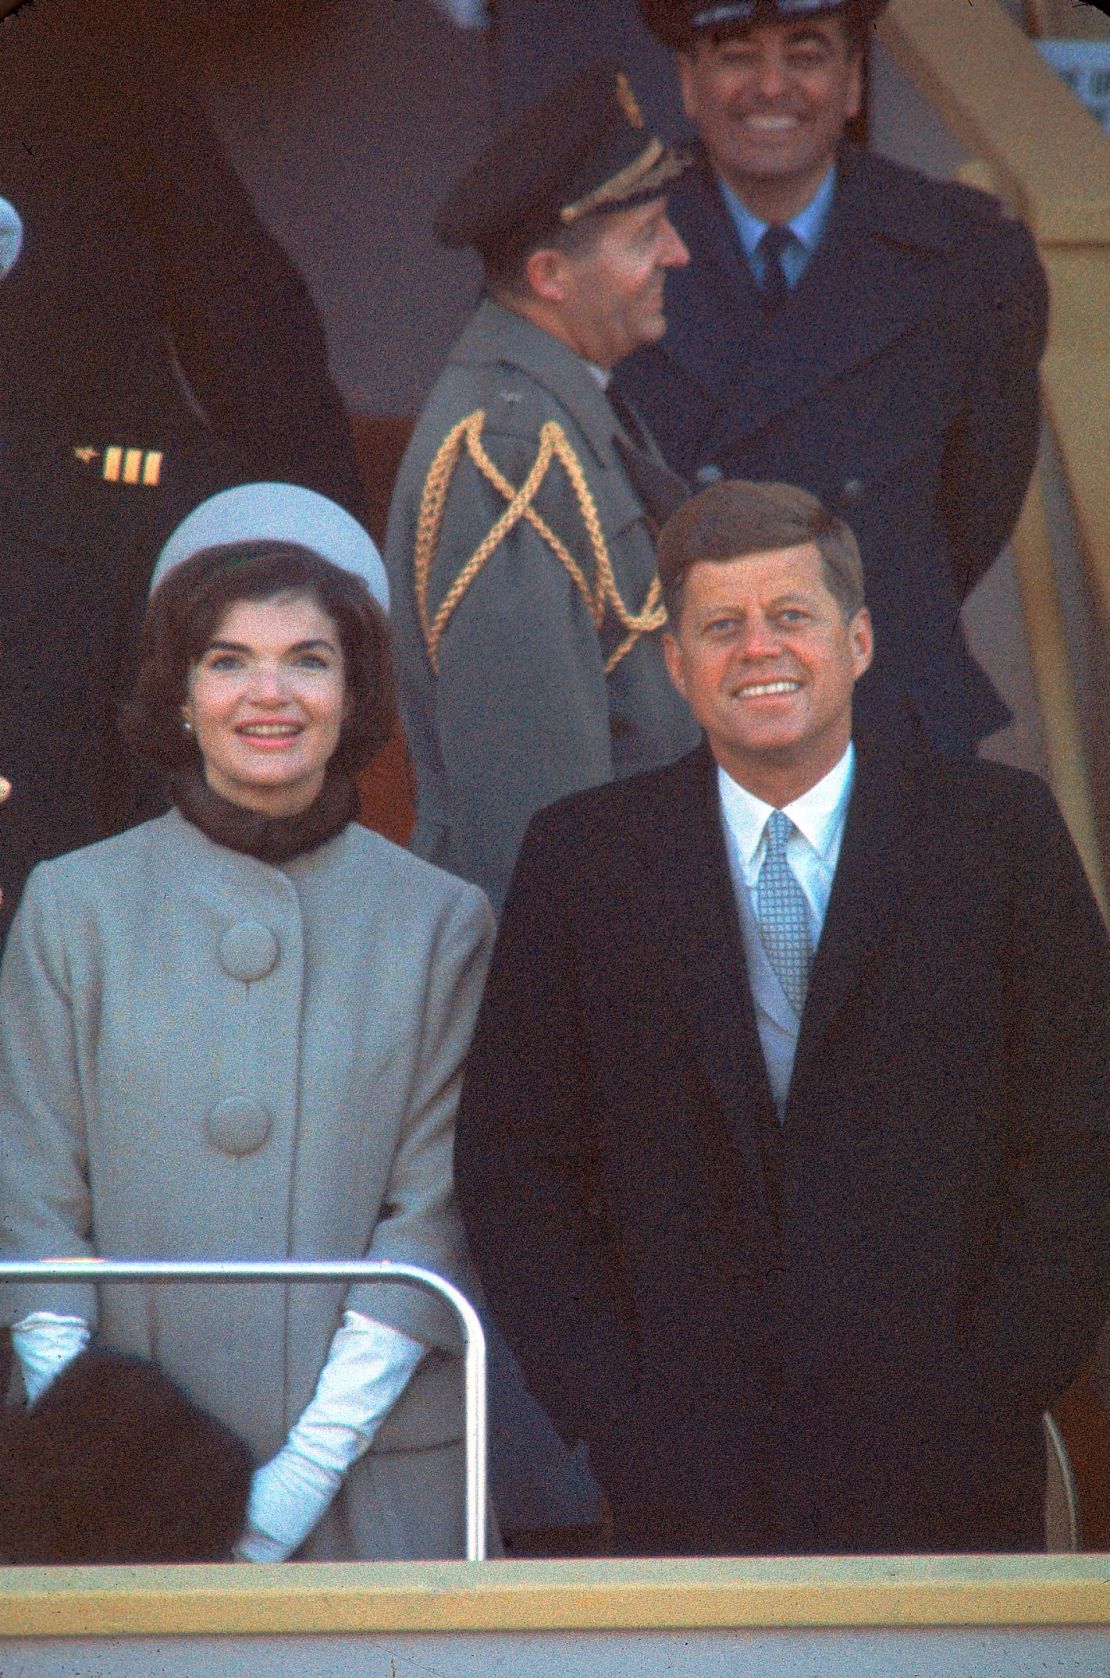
[{"xmin": 412, "ymin": 409, "xmax": 666, "ymax": 676}]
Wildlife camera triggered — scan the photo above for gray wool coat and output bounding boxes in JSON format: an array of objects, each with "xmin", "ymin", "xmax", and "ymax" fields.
[
  {"xmin": 0, "ymin": 810, "xmax": 494, "ymax": 1560},
  {"xmin": 385, "ymin": 297, "xmax": 699, "ymax": 913}
]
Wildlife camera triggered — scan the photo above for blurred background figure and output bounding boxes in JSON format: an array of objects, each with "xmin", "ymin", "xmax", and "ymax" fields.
[
  {"xmin": 0, "ymin": 0, "xmax": 363, "ymax": 938},
  {"xmin": 386, "ymin": 63, "xmax": 697, "ymax": 916},
  {"xmin": 384, "ymin": 65, "xmax": 698, "ymax": 1553}
]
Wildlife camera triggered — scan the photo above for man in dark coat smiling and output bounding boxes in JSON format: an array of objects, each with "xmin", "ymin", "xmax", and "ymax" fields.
[{"xmin": 455, "ymin": 479, "xmax": 1110, "ymax": 1556}]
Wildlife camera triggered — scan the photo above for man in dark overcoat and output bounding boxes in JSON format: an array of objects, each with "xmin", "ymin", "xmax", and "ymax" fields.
[
  {"xmin": 615, "ymin": 0, "xmax": 1048, "ymax": 754},
  {"xmin": 455, "ymin": 478, "xmax": 1110, "ymax": 1556}
]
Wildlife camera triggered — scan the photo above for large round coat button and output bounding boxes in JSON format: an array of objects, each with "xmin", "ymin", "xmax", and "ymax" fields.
[
  {"xmin": 695, "ymin": 463, "xmax": 723, "ymax": 486},
  {"xmin": 206, "ymin": 1097, "xmax": 272, "ymax": 1157},
  {"xmin": 219, "ymin": 921, "xmax": 279, "ymax": 982},
  {"xmin": 839, "ymin": 477, "xmax": 865, "ymax": 507}
]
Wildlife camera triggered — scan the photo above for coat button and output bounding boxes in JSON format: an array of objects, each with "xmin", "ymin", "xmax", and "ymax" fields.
[
  {"xmin": 206, "ymin": 1096, "xmax": 272, "ymax": 1157},
  {"xmin": 839, "ymin": 477, "xmax": 865, "ymax": 507},
  {"xmin": 695, "ymin": 463, "xmax": 723, "ymax": 486},
  {"xmin": 219, "ymin": 921, "xmax": 279, "ymax": 982}
]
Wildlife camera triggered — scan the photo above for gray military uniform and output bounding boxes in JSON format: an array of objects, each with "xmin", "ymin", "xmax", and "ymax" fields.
[{"xmin": 385, "ymin": 296, "xmax": 699, "ymax": 912}]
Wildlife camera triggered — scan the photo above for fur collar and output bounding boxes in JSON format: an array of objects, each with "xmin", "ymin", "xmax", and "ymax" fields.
[{"xmin": 169, "ymin": 764, "xmax": 357, "ymax": 865}]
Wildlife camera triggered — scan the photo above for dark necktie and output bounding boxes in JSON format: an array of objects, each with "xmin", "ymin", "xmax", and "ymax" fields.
[
  {"xmin": 607, "ymin": 384, "xmax": 651, "ymax": 451},
  {"xmin": 608, "ymin": 384, "xmax": 692, "ymax": 527},
  {"xmin": 757, "ymin": 224, "xmax": 793, "ymax": 317}
]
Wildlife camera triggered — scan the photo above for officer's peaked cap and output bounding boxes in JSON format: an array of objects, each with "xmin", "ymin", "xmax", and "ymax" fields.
[
  {"xmin": 639, "ymin": 0, "xmax": 889, "ymax": 50},
  {"xmin": 437, "ymin": 61, "xmax": 689, "ymax": 261}
]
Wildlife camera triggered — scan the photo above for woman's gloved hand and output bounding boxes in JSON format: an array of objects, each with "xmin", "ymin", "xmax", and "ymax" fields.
[
  {"xmin": 235, "ymin": 1444, "xmax": 342, "ymax": 1562},
  {"xmin": 234, "ymin": 1311, "xmax": 424, "ymax": 1562},
  {"xmin": 11, "ymin": 1312, "xmax": 90, "ymax": 1404}
]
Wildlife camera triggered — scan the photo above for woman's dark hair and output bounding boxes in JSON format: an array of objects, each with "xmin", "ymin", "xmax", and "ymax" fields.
[{"xmin": 121, "ymin": 540, "xmax": 394, "ymax": 774}]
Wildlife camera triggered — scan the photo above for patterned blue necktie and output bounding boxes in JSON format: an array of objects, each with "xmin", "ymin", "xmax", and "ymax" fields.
[{"xmin": 755, "ymin": 809, "xmax": 814, "ymax": 1016}]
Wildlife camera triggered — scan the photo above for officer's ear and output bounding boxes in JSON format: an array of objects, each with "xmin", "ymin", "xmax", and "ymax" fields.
[{"xmin": 524, "ymin": 245, "xmax": 572, "ymax": 305}]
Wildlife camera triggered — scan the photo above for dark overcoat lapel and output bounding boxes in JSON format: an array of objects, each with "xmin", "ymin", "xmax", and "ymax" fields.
[
  {"xmin": 641, "ymin": 744, "xmax": 781, "ymax": 1234},
  {"xmin": 790, "ymin": 731, "xmax": 923, "ymax": 1099},
  {"xmin": 643, "ymin": 735, "xmax": 926, "ymax": 1150}
]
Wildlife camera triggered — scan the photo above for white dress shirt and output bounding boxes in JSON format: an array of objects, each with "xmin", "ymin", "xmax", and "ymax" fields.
[
  {"xmin": 717, "ymin": 745, "xmax": 855, "ymax": 1112},
  {"xmin": 718, "ymin": 742, "xmax": 856, "ymax": 948}
]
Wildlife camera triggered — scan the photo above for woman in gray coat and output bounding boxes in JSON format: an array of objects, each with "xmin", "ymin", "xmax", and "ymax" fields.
[{"xmin": 0, "ymin": 515, "xmax": 494, "ymax": 1561}]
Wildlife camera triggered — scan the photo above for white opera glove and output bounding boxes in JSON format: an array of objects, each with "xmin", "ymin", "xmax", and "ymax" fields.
[
  {"xmin": 11, "ymin": 1312, "xmax": 91, "ymax": 1404},
  {"xmin": 235, "ymin": 1311, "xmax": 425, "ymax": 1562}
]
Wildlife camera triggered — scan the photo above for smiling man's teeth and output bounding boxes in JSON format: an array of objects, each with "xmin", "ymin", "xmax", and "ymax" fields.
[{"xmin": 739, "ymin": 680, "xmax": 800, "ymax": 696}]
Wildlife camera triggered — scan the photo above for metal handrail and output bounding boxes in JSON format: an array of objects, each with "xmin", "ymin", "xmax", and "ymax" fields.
[{"xmin": 0, "ymin": 1257, "xmax": 487, "ymax": 1561}]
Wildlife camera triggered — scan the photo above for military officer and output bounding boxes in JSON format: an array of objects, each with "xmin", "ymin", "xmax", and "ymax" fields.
[
  {"xmin": 617, "ymin": 0, "xmax": 1049, "ymax": 754},
  {"xmin": 384, "ymin": 61, "xmax": 701, "ymax": 920}
]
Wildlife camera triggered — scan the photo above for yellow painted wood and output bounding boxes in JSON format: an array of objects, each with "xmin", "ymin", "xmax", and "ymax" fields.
[
  {"xmin": 1008, "ymin": 461, "xmax": 1109, "ymax": 920},
  {"xmin": 882, "ymin": 2, "xmax": 1110, "ymax": 907},
  {"xmin": 879, "ymin": 0, "xmax": 1110, "ymax": 242},
  {"xmin": 952, "ymin": 157, "xmax": 1106, "ymax": 912},
  {"xmin": 952, "ymin": 160, "xmax": 1107, "ymax": 911},
  {"xmin": 1, "ymin": 1557, "xmax": 1109, "ymax": 1639},
  {"xmin": 1041, "ymin": 344, "xmax": 1110, "ymax": 633}
]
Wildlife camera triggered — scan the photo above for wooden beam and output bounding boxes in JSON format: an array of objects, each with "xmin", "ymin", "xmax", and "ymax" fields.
[
  {"xmin": 2, "ymin": 1556, "xmax": 1110, "ymax": 1638},
  {"xmin": 879, "ymin": 0, "xmax": 1110, "ymax": 242}
]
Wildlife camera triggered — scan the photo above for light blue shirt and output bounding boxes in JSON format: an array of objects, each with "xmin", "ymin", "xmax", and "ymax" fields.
[
  {"xmin": 718, "ymin": 743, "xmax": 855, "ymax": 1114},
  {"xmin": 718, "ymin": 740, "xmax": 855, "ymax": 949},
  {"xmin": 718, "ymin": 165, "xmax": 837, "ymax": 291}
]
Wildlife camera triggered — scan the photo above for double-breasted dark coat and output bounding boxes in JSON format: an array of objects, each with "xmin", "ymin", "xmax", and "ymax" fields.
[
  {"xmin": 455, "ymin": 733, "xmax": 1110, "ymax": 1555},
  {"xmin": 615, "ymin": 145, "xmax": 1049, "ymax": 752}
]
